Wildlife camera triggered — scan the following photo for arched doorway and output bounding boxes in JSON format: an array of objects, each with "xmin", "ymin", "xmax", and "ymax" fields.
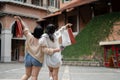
[
  {"xmin": 0, "ymin": 23, "xmax": 2, "ymax": 61},
  {"xmin": 11, "ymin": 21, "xmax": 25, "ymax": 62}
]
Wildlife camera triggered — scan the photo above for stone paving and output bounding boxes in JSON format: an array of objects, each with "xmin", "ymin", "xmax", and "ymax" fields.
[{"xmin": 0, "ymin": 62, "xmax": 120, "ymax": 80}]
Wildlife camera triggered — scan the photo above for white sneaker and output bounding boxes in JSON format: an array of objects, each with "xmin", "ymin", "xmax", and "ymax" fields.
[{"xmin": 49, "ymin": 77, "xmax": 53, "ymax": 80}]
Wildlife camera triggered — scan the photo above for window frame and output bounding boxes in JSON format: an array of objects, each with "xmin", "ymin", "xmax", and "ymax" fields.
[
  {"xmin": 62, "ymin": 0, "xmax": 71, "ymax": 3},
  {"xmin": 48, "ymin": 0, "xmax": 59, "ymax": 8},
  {"xmin": 31, "ymin": 0, "xmax": 43, "ymax": 6},
  {"xmin": 13, "ymin": 0, "xmax": 26, "ymax": 3}
]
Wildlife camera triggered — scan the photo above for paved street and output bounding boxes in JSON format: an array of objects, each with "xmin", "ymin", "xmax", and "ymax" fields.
[{"xmin": 0, "ymin": 62, "xmax": 120, "ymax": 80}]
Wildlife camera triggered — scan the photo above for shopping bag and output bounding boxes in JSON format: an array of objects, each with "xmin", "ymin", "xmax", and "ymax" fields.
[
  {"xmin": 61, "ymin": 27, "xmax": 76, "ymax": 46},
  {"xmin": 61, "ymin": 29, "xmax": 71, "ymax": 46},
  {"xmin": 67, "ymin": 28, "xmax": 76, "ymax": 44},
  {"xmin": 16, "ymin": 20, "xmax": 23, "ymax": 38}
]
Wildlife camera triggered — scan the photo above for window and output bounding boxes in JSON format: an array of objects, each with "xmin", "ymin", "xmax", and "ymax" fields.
[
  {"xmin": 0, "ymin": 23, "xmax": 1, "ymax": 61},
  {"xmin": 13, "ymin": 0, "xmax": 26, "ymax": 3},
  {"xmin": 32, "ymin": 0, "xmax": 39, "ymax": 6},
  {"xmin": 48, "ymin": 0, "xmax": 59, "ymax": 8},
  {"xmin": 50, "ymin": 0, "xmax": 54, "ymax": 7},
  {"xmin": 32, "ymin": 0, "xmax": 43, "ymax": 6},
  {"xmin": 40, "ymin": 0, "xmax": 43, "ymax": 6},
  {"xmin": 0, "ymin": 23, "xmax": 2, "ymax": 34},
  {"xmin": 62, "ymin": 0, "xmax": 71, "ymax": 3}
]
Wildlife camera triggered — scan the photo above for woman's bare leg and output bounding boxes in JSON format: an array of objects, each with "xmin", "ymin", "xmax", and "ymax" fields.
[
  {"xmin": 48, "ymin": 66, "xmax": 53, "ymax": 79},
  {"xmin": 48, "ymin": 66, "xmax": 59, "ymax": 80},
  {"xmin": 21, "ymin": 67, "xmax": 32, "ymax": 80},
  {"xmin": 52, "ymin": 67, "xmax": 59, "ymax": 80},
  {"xmin": 31, "ymin": 66, "xmax": 41, "ymax": 80}
]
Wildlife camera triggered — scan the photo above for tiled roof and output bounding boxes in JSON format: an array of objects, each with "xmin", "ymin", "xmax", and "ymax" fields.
[{"xmin": 59, "ymin": 0, "xmax": 97, "ymax": 11}]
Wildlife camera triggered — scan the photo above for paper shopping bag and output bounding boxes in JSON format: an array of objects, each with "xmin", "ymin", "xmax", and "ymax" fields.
[
  {"xmin": 61, "ymin": 29, "xmax": 71, "ymax": 47},
  {"xmin": 67, "ymin": 28, "xmax": 76, "ymax": 44},
  {"xmin": 16, "ymin": 20, "xmax": 23, "ymax": 38}
]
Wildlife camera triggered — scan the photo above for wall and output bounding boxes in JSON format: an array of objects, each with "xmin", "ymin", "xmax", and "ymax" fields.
[
  {"xmin": 4, "ymin": 4, "xmax": 47, "ymax": 19},
  {"xmin": 0, "ymin": 2, "xmax": 48, "ymax": 62},
  {"xmin": 106, "ymin": 22, "xmax": 120, "ymax": 41}
]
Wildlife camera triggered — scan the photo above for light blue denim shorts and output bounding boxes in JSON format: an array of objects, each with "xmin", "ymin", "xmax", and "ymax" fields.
[{"xmin": 24, "ymin": 53, "xmax": 43, "ymax": 67}]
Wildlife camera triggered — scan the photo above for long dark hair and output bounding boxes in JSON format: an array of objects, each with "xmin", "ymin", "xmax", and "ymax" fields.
[
  {"xmin": 33, "ymin": 25, "xmax": 43, "ymax": 39},
  {"xmin": 45, "ymin": 24, "xmax": 56, "ymax": 42}
]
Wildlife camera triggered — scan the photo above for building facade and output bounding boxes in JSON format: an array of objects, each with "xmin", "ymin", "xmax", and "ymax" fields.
[
  {"xmin": 40, "ymin": 0, "xmax": 120, "ymax": 37},
  {"xmin": 1, "ymin": 0, "xmax": 119, "ymax": 62},
  {"xmin": 39, "ymin": 0, "xmax": 97, "ymax": 37},
  {"xmin": 0, "ymin": 0, "xmax": 60, "ymax": 62}
]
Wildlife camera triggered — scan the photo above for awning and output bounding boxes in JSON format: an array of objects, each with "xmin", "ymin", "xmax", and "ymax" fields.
[
  {"xmin": 43, "ymin": 11, "xmax": 61, "ymax": 19},
  {"xmin": 59, "ymin": 0, "xmax": 97, "ymax": 12},
  {"xmin": 99, "ymin": 41, "xmax": 120, "ymax": 46}
]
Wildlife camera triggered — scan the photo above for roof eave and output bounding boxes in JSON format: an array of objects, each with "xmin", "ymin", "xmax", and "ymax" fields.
[{"xmin": 59, "ymin": 0, "xmax": 98, "ymax": 12}]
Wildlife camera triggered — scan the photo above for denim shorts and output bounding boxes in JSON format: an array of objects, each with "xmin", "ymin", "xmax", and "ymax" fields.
[{"xmin": 24, "ymin": 53, "xmax": 43, "ymax": 67}]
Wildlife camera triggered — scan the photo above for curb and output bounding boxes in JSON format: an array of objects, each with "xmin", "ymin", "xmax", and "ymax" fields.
[{"xmin": 62, "ymin": 61, "xmax": 103, "ymax": 67}]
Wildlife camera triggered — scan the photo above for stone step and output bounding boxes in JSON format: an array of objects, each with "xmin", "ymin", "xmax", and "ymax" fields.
[{"xmin": 62, "ymin": 61, "xmax": 103, "ymax": 67}]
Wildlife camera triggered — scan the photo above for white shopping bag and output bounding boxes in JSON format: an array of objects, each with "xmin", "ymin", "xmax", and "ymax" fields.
[
  {"xmin": 61, "ymin": 29, "xmax": 71, "ymax": 47},
  {"xmin": 61, "ymin": 28, "xmax": 76, "ymax": 47}
]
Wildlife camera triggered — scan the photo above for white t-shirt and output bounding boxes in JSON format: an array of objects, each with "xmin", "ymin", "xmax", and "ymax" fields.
[
  {"xmin": 42, "ymin": 25, "xmax": 67, "ymax": 68},
  {"xmin": 42, "ymin": 33, "xmax": 62, "ymax": 68}
]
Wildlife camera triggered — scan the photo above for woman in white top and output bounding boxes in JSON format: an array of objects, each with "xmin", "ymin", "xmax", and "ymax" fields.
[
  {"xmin": 14, "ymin": 16, "xmax": 60, "ymax": 80},
  {"xmin": 42, "ymin": 23, "xmax": 72, "ymax": 80}
]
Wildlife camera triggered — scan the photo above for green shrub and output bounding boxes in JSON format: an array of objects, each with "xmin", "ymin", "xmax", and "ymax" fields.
[{"xmin": 62, "ymin": 12, "xmax": 120, "ymax": 59}]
